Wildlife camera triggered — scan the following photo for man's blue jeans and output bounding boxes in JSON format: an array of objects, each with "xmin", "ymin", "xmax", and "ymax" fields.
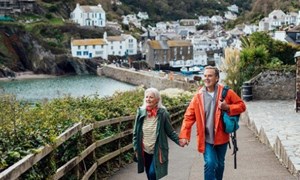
[{"xmin": 203, "ymin": 142, "xmax": 228, "ymax": 180}]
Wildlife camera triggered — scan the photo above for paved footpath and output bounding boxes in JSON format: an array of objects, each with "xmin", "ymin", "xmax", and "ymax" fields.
[{"xmin": 109, "ymin": 100, "xmax": 299, "ymax": 180}]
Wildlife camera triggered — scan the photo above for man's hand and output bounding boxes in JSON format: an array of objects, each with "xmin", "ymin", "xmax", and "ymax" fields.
[
  {"xmin": 179, "ymin": 139, "xmax": 189, "ymax": 147},
  {"xmin": 219, "ymin": 100, "xmax": 229, "ymax": 111}
]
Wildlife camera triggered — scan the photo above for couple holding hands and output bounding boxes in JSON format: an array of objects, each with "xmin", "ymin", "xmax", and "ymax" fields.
[{"xmin": 133, "ymin": 66, "xmax": 246, "ymax": 180}]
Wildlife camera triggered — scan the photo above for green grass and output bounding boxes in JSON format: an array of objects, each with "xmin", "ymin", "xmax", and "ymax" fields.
[{"xmin": 49, "ymin": 18, "xmax": 64, "ymax": 26}]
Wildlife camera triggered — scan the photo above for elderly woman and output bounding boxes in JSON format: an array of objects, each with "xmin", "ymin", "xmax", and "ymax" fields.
[{"xmin": 133, "ymin": 87, "xmax": 182, "ymax": 180}]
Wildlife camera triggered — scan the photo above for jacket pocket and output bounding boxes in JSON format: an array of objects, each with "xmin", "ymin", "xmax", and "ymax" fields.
[{"xmin": 159, "ymin": 147, "xmax": 169, "ymax": 164}]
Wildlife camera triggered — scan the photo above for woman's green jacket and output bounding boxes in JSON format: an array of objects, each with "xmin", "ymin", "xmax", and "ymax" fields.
[{"xmin": 133, "ymin": 107, "xmax": 180, "ymax": 179}]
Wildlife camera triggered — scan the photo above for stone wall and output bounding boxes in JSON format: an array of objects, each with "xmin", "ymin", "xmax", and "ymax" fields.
[
  {"xmin": 249, "ymin": 70, "xmax": 296, "ymax": 100},
  {"xmin": 98, "ymin": 65, "xmax": 195, "ymax": 90}
]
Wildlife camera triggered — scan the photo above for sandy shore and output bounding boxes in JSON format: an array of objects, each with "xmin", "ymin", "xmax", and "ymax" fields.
[{"xmin": 0, "ymin": 72, "xmax": 57, "ymax": 82}]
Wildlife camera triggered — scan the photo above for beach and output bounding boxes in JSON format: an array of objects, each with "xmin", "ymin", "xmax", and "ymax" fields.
[{"xmin": 0, "ymin": 72, "xmax": 58, "ymax": 81}]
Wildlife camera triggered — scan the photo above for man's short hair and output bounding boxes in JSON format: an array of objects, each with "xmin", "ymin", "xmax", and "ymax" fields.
[{"xmin": 204, "ymin": 66, "xmax": 219, "ymax": 78}]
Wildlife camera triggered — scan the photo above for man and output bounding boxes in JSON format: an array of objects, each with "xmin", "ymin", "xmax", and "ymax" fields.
[{"xmin": 179, "ymin": 66, "xmax": 246, "ymax": 180}]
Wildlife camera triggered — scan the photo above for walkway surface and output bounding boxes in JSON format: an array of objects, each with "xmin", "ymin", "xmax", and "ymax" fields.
[{"xmin": 109, "ymin": 100, "xmax": 300, "ymax": 180}]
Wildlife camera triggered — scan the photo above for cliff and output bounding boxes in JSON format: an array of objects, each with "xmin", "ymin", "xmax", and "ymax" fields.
[{"xmin": 0, "ymin": 24, "xmax": 107, "ymax": 77}]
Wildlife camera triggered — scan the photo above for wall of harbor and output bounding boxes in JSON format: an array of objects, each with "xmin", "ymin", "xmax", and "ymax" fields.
[{"xmin": 97, "ymin": 65, "xmax": 195, "ymax": 91}]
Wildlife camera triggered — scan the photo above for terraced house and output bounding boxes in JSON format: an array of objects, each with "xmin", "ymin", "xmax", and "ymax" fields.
[
  {"xmin": 71, "ymin": 38, "xmax": 108, "ymax": 59},
  {"xmin": 146, "ymin": 40, "xmax": 193, "ymax": 70},
  {"xmin": 70, "ymin": 32, "xmax": 137, "ymax": 60}
]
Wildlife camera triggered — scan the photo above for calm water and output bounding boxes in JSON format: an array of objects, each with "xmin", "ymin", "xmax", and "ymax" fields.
[{"xmin": 0, "ymin": 75, "xmax": 136, "ymax": 101}]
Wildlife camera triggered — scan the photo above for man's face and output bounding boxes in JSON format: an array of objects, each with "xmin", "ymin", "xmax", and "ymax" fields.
[{"xmin": 203, "ymin": 68, "xmax": 219, "ymax": 89}]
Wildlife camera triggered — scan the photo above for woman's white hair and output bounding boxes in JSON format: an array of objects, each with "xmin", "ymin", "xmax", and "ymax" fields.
[{"xmin": 141, "ymin": 87, "xmax": 165, "ymax": 109}]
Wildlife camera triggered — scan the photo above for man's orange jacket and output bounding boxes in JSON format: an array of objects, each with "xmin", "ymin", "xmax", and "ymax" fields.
[{"xmin": 179, "ymin": 84, "xmax": 246, "ymax": 153}]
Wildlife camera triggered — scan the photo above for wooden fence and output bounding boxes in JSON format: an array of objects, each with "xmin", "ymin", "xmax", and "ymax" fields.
[{"xmin": 0, "ymin": 105, "xmax": 186, "ymax": 180}]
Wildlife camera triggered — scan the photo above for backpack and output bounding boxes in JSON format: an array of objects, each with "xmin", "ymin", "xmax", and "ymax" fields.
[
  {"xmin": 221, "ymin": 86, "xmax": 240, "ymax": 133},
  {"xmin": 221, "ymin": 86, "xmax": 239, "ymax": 169}
]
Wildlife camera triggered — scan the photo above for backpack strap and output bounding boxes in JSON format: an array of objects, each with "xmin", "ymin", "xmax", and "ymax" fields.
[{"xmin": 221, "ymin": 85, "xmax": 230, "ymax": 101}]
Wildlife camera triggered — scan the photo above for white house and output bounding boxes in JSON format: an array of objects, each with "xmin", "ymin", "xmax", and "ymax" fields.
[
  {"xmin": 259, "ymin": 17, "xmax": 270, "ymax": 31},
  {"xmin": 243, "ymin": 24, "xmax": 258, "ymax": 35},
  {"xmin": 273, "ymin": 31, "xmax": 288, "ymax": 42},
  {"xmin": 268, "ymin": 10, "xmax": 286, "ymax": 28},
  {"xmin": 285, "ymin": 12, "xmax": 297, "ymax": 25},
  {"xmin": 71, "ymin": 38, "xmax": 108, "ymax": 59},
  {"xmin": 70, "ymin": 3, "xmax": 106, "ymax": 27},
  {"xmin": 296, "ymin": 11, "xmax": 300, "ymax": 25},
  {"xmin": 210, "ymin": 15, "xmax": 224, "ymax": 24},
  {"xmin": 137, "ymin": 12, "xmax": 149, "ymax": 20},
  {"xmin": 156, "ymin": 22, "xmax": 167, "ymax": 31},
  {"xmin": 122, "ymin": 14, "xmax": 141, "ymax": 28},
  {"xmin": 105, "ymin": 33, "xmax": 138, "ymax": 56},
  {"xmin": 224, "ymin": 11, "xmax": 237, "ymax": 21},
  {"xmin": 193, "ymin": 50, "xmax": 208, "ymax": 66},
  {"xmin": 192, "ymin": 36, "xmax": 220, "ymax": 51},
  {"xmin": 198, "ymin": 16, "xmax": 210, "ymax": 25},
  {"xmin": 227, "ymin": 4, "xmax": 239, "ymax": 13}
]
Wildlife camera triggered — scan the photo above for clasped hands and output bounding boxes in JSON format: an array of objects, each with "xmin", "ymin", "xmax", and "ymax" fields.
[{"xmin": 179, "ymin": 138, "xmax": 189, "ymax": 147}]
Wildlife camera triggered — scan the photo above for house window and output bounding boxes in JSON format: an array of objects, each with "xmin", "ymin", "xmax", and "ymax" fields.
[
  {"xmin": 76, "ymin": 51, "xmax": 82, "ymax": 56},
  {"xmin": 129, "ymin": 39, "xmax": 133, "ymax": 43},
  {"xmin": 95, "ymin": 51, "xmax": 103, "ymax": 55},
  {"xmin": 129, "ymin": 50, "xmax": 133, "ymax": 54},
  {"xmin": 85, "ymin": 45, "xmax": 87, "ymax": 49},
  {"xmin": 101, "ymin": 45, "xmax": 104, "ymax": 48},
  {"xmin": 83, "ymin": 51, "xmax": 89, "ymax": 55},
  {"xmin": 93, "ymin": 45, "xmax": 95, "ymax": 49},
  {"xmin": 129, "ymin": 44, "xmax": 133, "ymax": 48},
  {"xmin": 296, "ymin": 33, "xmax": 300, "ymax": 40},
  {"xmin": 111, "ymin": 46, "xmax": 113, "ymax": 50},
  {"xmin": 119, "ymin": 51, "xmax": 121, "ymax": 55},
  {"xmin": 78, "ymin": 46, "xmax": 81, "ymax": 50},
  {"xmin": 120, "ymin": 46, "xmax": 122, "ymax": 49}
]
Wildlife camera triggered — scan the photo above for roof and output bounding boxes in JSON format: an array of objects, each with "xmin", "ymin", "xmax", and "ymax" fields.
[
  {"xmin": 72, "ymin": 39, "xmax": 106, "ymax": 46},
  {"xmin": 107, "ymin": 36, "xmax": 124, "ymax": 41},
  {"xmin": 80, "ymin": 5, "xmax": 104, "ymax": 13},
  {"xmin": 167, "ymin": 40, "xmax": 192, "ymax": 47},
  {"xmin": 148, "ymin": 41, "xmax": 169, "ymax": 49}
]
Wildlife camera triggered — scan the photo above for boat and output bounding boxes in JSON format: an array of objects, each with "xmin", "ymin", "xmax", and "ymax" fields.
[{"xmin": 180, "ymin": 66, "xmax": 201, "ymax": 75}]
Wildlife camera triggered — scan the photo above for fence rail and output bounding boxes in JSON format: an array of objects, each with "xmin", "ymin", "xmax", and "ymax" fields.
[{"xmin": 0, "ymin": 105, "xmax": 186, "ymax": 180}]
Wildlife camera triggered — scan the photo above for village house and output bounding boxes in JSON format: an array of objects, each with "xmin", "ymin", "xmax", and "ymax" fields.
[
  {"xmin": 193, "ymin": 50, "xmax": 208, "ymax": 66},
  {"xmin": 179, "ymin": 19, "xmax": 199, "ymax": 26},
  {"xmin": 227, "ymin": 4, "xmax": 239, "ymax": 13},
  {"xmin": 198, "ymin": 16, "xmax": 210, "ymax": 25},
  {"xmin": 210, "ymin": 15, "xmax": 224, "ymax": 24},
  {"xmin": 0, "ymin": 0, "xmax": 35, "ymax": 16},
  {"xmin": 71, "ymin": 38, "xmax": 108, "ymax": 59},
  {"xmin": 70, "ymin": 3, "xmax": 106, "ymax": 27},
  {"xmin": 137, "ymin": 11, "xmax": 149, "ymax": 20},
  {"xmin": 224, "ymin": 11, "xmax": 237, "ymax": 21},
  {"xmin": 105, "ymin": 32, "xmax": 138, "ymax": 56},
  {"xmin": 243, "ymin": 24, "xmax": 259, "ymax": 35},
  {"xmin": 146, "ymin": 40, "xmax": 193, "ymax": 69},
  {"xmin": 273, "ymin": 30, "xmax": 300, "ymax": 45}
]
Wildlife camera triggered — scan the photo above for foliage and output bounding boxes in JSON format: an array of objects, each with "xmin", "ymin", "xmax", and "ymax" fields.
[
  {"xmin": 227, "ymin": 32, "xmax": 297, "ymax": 94},
  {"xmin": 221, "ymin": 48, "xmax": 242, "ymax": 94},
  {"xmin": 0, "ymin": 88, "xmax": 191, "ymax": 174}
]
